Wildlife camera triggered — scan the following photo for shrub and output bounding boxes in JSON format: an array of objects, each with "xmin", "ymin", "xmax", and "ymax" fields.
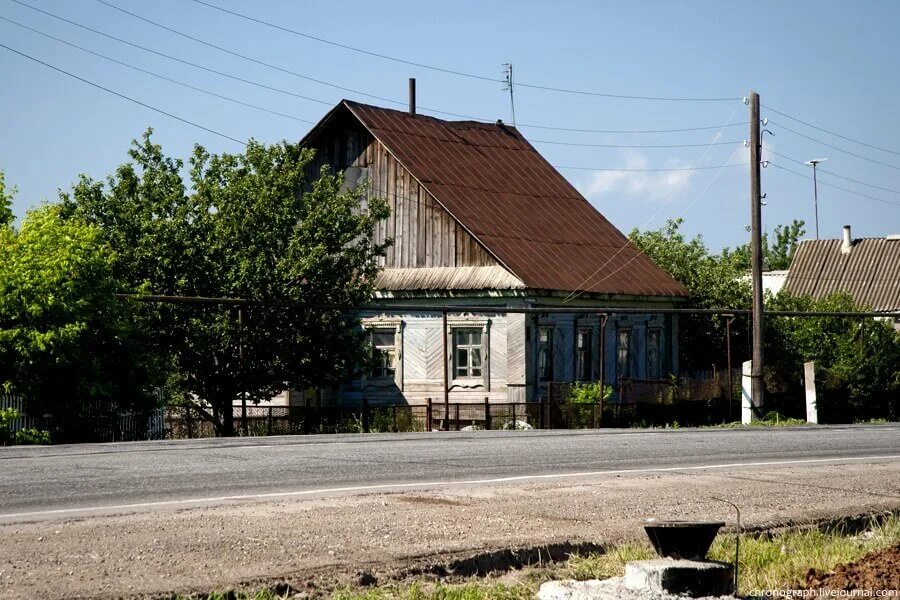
[
  {"xmin": 14, "ymin": 427, "xmax": 51, "ymax": 445},
  {"xmin": 567, "ymin": 382, "xmax": 613, "ymax": 404},
  {"xmin": 0, "ymin": 407, "xmax": 19, "ymax": 445}
]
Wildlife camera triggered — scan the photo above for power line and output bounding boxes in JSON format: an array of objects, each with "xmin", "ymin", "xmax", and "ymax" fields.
[
  {"xmin": 0, "ymin": 17, "xmax": 755, "ymax": 157},
  {"xmin": 6, "ymin": 0, "xmax": 336, "ymax": 108},
  {"xmin": 769, "ymin": 120, "xmax": 900, "ymax": 172},
  {"xmin": 518, "ymin": 122, "xmax": 749, "ymax": 134},
  {"xmin": 90, "ymin": 0, "xmax": 435, "ymax": 114},
  {"xmin": 0, "ymin": 20, "xmax": 749, "ymax": 179},
  {"xmin": 562, "ymin": 103, "xmax": 744, "ymax": 302},
  {"xmin": 762, "ymin": 104, "xmax": 900, "ymax": 157},
  {"xmin": 555, "ymin": 162, "xmax": 748, "ymax": 172},
  {"xmin": 765, "ymin": 149, "xmax": 900, "ymax": 195},
  {"xmin": 769, "ymin": 162, "xmax": 900, "ymax": 208},
  {"xmin": 531, "ymin": 139, "xmax": 744, "ymax": 149},
  {"xmin": 0, "ymin": 42, "xmax": 246, "ymax": 145},
  {"xmin": 12, "ymin": 0, "xmax": 741, "ymax": 136},
  {"xmin": 186, "ymin": 0, "xmax": 740, "ymax": 102},
  {"xmin": 0, "ymin": 16, "xmax": 317, "ymax": 125}
]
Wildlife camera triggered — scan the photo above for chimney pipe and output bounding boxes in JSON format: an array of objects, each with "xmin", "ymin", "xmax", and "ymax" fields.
[
  {"xmin": 408, "ymin": 78, "xmax": 416, "ymax": 115},
  {"xmin": 841, "ymin": 225, "xmax": 853, "ymax": 254}
]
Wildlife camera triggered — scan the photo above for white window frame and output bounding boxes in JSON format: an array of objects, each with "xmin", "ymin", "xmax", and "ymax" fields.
[
  {"xmin": 362, "ymin": 318, "xmax": 403, "ymax": 389},
  {"xmin": 447, "ymin": 317, "xmax": 490, "ymax": 390}
]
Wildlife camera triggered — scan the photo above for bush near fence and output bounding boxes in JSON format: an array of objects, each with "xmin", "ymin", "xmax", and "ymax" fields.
[{"xmin": 0, "ymin": 394, "xmax": 165, "ymax": 444}]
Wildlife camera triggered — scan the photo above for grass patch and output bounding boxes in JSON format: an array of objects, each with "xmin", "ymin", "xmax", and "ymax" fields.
[
  {"xmin": 333, "ymin": 581, "xmax": 534, "ymax": 600},
  {"xmin": 561, "ymin": 514, "xmax": 900, "ymax": 593},
  {"xmin": 188, "ymin": 514, "xmax": 899, "ymax": 599}
]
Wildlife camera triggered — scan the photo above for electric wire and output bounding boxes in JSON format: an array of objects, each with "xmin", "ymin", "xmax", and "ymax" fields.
[
  {"xmin": 764, "ymin": 149, "xmax": 900, "ymax": 195},
  {"xmin": 0, "ymin": 42, "xmax": 246, "ymax": 145},
  {"xmin": 518, "ymin": 122, "xmax": 749, "ymax": 134},
  {"xmin": 768, "ymin": 163, "xmax": 900, "ymax": 208},
  {"xmin": 10, "ymin": 0, "xmax": 744, "ymax": 136},
  {"xmin": 5, "ymin": 1, "xmax": 337, "ymax": 108},
  {"xmin": 530, "ymin": 138, "xmax": 744, "ymax": 149},
  {"xmin": 555, "ymin": 162, "xmax": 748, "ymax": 172},
  {"xmin": 682, "ymin": 144, "xmax": 744, "ymax": 216},
  {"xmin": 186, "ymin": 0, "xmax": 741, "ymax": 102},
  {"xmin": 0, "ymin": 34, "xmax": 746, "ymax": 182},
  {"xmin": 1, "ymin": 35, "xmax": 745, "ymax": 243},
  {"xmin": 763, "ymin": 104, "xmax": 900, "ymax": 157},
  {"xmin": 562, "ymin": 102, "xmax": 744, "ymax": 302},
  {"xmin": 769, "ymin": 120, "xmax": 900, "ymax": 172},
  {"xmin": 0, "ymin": 15, "xmax": 318, "ymax": 124}
]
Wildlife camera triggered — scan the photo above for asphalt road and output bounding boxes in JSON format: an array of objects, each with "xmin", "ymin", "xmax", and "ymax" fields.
[{"xmin": 1, "ymin": 424, "xmax": 898, "ymax": 520}]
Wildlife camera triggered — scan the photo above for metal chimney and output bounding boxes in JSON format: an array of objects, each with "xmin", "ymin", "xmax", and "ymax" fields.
[
  {"xmin": 841, "ymin": 225, "xmax": 853, "ymax": 254},
  {"xmin": 408, "ymin": 78, "xmax": 416, "ymax": 115}
]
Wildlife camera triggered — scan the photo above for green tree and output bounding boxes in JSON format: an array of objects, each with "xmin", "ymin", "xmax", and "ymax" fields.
[
  {"xmin": 0, "ymin": 204, "xmax": 161, "ymax": 440},
  {"xmin": 64, "ymin": 130, "xmax": 390, "ymax": 435},
  {"xmin": 0, "ymin": 170, "xmax": 14, "ymax": 228},
  {"xmin": 629, "ymin": 218, "xmax": 750, "ymax": 370},
  {"xmin": 768, "ymin": 292, "xmax": 900, "ymax": 421},
  {"xmin": 724, "ymin": 219, "xmax": 806, "ymax": 271}
]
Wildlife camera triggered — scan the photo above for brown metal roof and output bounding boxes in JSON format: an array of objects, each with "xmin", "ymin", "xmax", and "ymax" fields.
[
  {"xmin": 326, "ymin": 101, "xmax": 687, "ymax": 299},
  {"xmin": 783, "ymin": 237, "xmax": 900, "ymax": 312}
]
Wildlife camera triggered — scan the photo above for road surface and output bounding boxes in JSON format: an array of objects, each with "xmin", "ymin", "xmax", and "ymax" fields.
[
  {"xmin": 1, "ymin": 423, "xmax": 898, "ymax": 520},
  {"xmin": 1, "ymin": 425, "xmax": 899, "ymax": 599}
]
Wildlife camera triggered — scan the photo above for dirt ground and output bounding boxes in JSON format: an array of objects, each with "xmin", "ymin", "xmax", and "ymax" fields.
[
  {"xmin": 804, "ymin": 544, "xmax": 900, "ymax": 593},
  {"xmin": 1, "ymin": 461, "xmax": 898, "ymax": 599}
]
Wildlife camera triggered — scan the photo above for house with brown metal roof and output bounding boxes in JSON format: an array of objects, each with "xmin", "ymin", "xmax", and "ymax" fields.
[
  {"xmin": 783, "ymin": 225, "xmax": 900, "ymax": 318},
  {"xmin": 300, "ymin": 99, "xmax": 688, "ymax": 406}
]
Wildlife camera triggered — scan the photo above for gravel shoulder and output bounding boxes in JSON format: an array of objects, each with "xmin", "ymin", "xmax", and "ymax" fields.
[{"xmin": 1, "ymin": 458, "xmax": 897, "ymax": 599}]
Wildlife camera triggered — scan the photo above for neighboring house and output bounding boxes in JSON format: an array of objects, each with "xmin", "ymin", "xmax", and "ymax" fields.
[
  {"xmin": 761, "ymin": 270, "xmax": 789, "ymax": 296},
  {"xmin": 783, "ymin": 225, "xmax": 900, "ymax": 329},
  {"xmin": 741, "ymin": 270, "xmax": 789, "ymax": 296},
  {"xmin": 299, "ymin": 100, "xmax": 689, "ymax": 406}
]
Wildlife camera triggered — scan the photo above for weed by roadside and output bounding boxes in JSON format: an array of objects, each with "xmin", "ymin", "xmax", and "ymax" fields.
[{"xmin": 190, "ymin": 514, "xmax": 899, "ymax": 600}]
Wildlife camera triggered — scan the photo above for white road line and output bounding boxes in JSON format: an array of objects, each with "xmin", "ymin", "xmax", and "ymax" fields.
[{"xmin": 2, "ymin": 454, "xmax": 898, "ymax": 520}]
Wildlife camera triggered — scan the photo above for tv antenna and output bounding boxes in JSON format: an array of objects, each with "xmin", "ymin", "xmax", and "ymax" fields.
[{"xmin": 502, "ymin": 62, "xmax": 516, "ymax": 127}]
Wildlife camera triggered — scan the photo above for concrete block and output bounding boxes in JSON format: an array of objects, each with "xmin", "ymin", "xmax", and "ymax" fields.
[
  {"xmin": 538, "ymin": 576, "xmax": 736, "ymax": 600},
  {"xmin": 625, "ymin": 558, "xmax": 734, "ymax": 597}
]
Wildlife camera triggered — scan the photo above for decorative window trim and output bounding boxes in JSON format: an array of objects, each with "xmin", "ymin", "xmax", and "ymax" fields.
[
  {"xmin": 646, "ymin": 327, "xmax": 663, "ymax": 380},
  {"xmin": 575, "ymin": 326, "xmax": 594, "ymax": 382},
  {"xmin": 446, "ymin": 317, "xmax": 490, "ymax": 391},
  {"xmin": 616, "ymin": 327, "xmax": 632, "ymax": 380},
  {"xmin": 361, "ymin": 318, "xmax": 404, "ymax": 390},
  {"xmin": 537, "ymin": 326, "xmax": 554, "ymax": 383}
]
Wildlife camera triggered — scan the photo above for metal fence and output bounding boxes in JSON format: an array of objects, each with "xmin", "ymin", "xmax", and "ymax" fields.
[
  {"xmin": 1, "ymin": 394, "xmax": 165, "ymax": 444},
  {"xmin": 163, "ymin": 388, "xmax": 744, "ymax": 440}
]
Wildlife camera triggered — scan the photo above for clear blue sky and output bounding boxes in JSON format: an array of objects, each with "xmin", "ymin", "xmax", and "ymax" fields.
[{"xmin": 1, "ymin": 0, "xmax": 898, "ymax": 250}]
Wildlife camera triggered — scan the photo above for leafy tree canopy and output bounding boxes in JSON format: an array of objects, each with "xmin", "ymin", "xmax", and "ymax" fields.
[
  {"xmin": 722, "ymin": 219, "xmax": 806, "ymax": 271},
  {"xmin": 630, "ymin": 218, "xmax": 750, "ymax": 370},
  {"xmin": 0, "ymin": 170, "xmax": 14, "ymax": 227},
  {"xmin": 0, "ymin": 204, "xmax": 160, "ymax": 437},
  {"xmin": 63, "ymin": 130, "xmax": 390, "ymax": 435}
]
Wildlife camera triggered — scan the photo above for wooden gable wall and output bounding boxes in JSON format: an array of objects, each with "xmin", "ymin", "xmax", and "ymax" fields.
[{"xmin": 305, "ymin": 117, "xmax": 499, "ymax": 270}]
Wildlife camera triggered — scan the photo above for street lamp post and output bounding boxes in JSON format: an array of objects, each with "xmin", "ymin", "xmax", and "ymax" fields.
[{"xmin": 804, "ymin": 158, "xmax": 828, "ymax": 239}]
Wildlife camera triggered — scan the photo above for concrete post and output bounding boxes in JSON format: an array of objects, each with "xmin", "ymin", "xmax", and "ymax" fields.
[
  {"xmin": 804, "ymin": 361, "xmax": 818, "ymax": 424},
  {"xmin": 741, "ymin": 360, "xmax": 753, "ymax": 425}
]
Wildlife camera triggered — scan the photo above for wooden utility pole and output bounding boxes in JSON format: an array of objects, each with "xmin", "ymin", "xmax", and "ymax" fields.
[{"xmin": 748, "ymin": 91, "xmax": 765, "ymax": 417}]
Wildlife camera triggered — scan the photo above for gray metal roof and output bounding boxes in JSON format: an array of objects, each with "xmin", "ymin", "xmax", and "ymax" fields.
[{"xmin": 783, "ymin": 237, "xmax": 900, "ymax": 312}]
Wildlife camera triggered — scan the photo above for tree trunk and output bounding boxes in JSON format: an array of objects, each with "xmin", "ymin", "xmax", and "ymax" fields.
[{"xmin": 210, "ymin": 397, "xmax": 235, "ymax": 437}]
